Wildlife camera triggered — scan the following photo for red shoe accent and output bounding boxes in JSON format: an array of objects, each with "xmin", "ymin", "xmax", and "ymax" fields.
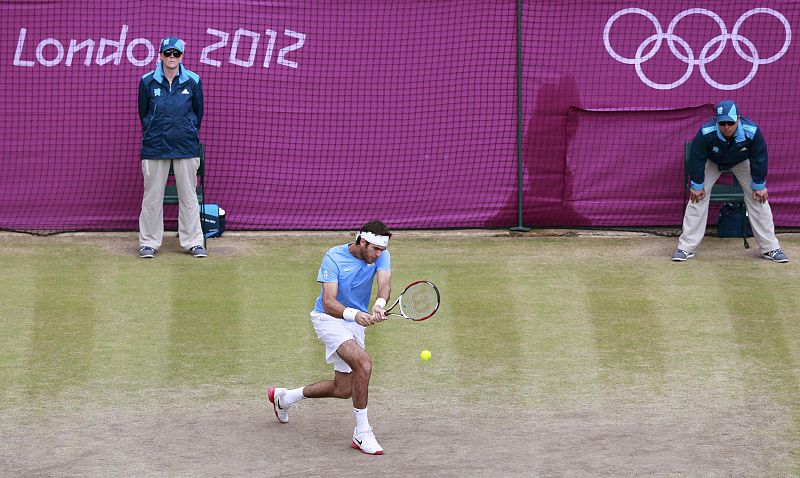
[
  {"xmin": 267, "ymin": 386, "xmax": 281, "ymax": 422},
  {"xmin": 352, "ymin": 441, "xmax": 385, "ymax": 455}
]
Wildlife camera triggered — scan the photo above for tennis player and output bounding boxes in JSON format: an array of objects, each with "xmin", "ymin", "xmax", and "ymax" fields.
[{"xmin": 268, "ymin": 220, "xmax": 392, "ymax": 455}]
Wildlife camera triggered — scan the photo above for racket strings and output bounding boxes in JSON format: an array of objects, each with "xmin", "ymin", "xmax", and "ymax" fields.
[{"xmin": 399, "ymin": 284, "xmax": 438, "ymax": 319}]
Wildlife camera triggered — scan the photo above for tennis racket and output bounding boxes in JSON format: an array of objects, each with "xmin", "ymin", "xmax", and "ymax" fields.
[{"xmin": 384, "ymin": 280, "xmax": 440, "ymax": 321}]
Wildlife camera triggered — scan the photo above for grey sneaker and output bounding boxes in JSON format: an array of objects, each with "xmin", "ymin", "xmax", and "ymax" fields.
[
  {"xmin": 190, "ymin": 245, "xmax": 207, "ymax": 258},
  {"xmin": 139, "ymin": 246, "xmax": 155, "ymax": 258},
  {"xmin": 268, "ymin": 386, "xmax": 289, "ymax": 423},
  {"xmin": 671, "ymin": 249, "xmax": 694, "ymax": 261},
  {"xmin": 763, "ymin": 249, "xmax": 789, "ymax": 263}
]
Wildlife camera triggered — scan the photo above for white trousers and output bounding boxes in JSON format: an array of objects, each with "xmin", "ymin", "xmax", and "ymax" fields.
[
  {"xmin": 677, "ymin": 160, "xmax": 781, "ymax": 254},
  {"xmin": 139, "ymin": 158, "xmax": 203, "ymax": 251}
]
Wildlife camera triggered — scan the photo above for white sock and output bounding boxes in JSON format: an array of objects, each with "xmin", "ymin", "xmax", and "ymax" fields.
[
  {"xmin": 354, "ymin": 407, "xmax": 370, "ymax": 433},
  {"xmin": 282, "ymin": 387, "xmax": 305, "ymax": 407}
]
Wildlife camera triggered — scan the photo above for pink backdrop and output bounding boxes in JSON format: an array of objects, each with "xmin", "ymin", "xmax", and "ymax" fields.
[{"xmin": 0, "ymin": 1, "xmax": 797, "ymax": 230}]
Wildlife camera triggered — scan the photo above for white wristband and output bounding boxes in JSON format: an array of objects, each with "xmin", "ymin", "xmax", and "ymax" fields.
[
  {"xmin": 343, "ymin": 307, "xmax": 358, "ymax": 322},
  {"xmin": 374, "ymin": 298, "xmax": 386, "ymax": 309}
]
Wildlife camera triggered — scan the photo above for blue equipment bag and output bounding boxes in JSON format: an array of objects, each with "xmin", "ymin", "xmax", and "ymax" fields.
[
  {"xmin": 200, "ymin": 204, "xmax": 225, "ymax": 238},
  {"xmin": 717, "ymin": 203, "xmax": 752, "ymax": 238}
]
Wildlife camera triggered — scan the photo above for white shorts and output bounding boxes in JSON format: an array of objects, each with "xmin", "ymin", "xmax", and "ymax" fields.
[{"xmin": 310, "ymin": 311, "xmax": 366, "ymax": 373}]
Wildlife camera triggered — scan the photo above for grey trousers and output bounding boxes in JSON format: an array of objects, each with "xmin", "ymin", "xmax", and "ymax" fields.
[
  {"xmin": 139, "ymin": 158, "xmax": 203, "ymax": 251},
  {"xmin": 677, "ymin": 160, "xmax": 781, "ymax": 254}
]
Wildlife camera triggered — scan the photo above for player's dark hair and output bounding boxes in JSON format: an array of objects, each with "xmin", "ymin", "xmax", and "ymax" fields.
[{"xmin": 356, "ymin": 219, "xmax": 392, "ymax": 244}]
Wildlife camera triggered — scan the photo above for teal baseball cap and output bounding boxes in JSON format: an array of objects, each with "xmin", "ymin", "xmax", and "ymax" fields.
[
  {"xmin": 715, "ymin": 100, "xmax": 739, "ymax": 123},
  {"xmin": 160, "ymin": 37, "xmax": 185, "ymax": 53}
]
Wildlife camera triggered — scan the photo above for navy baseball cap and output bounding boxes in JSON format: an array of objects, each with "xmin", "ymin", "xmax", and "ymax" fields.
[
  {"xmin": 160, "ymin": 37, "xmax": 185, "ymax": 53},
  {"xmin": 715, "ymin": 100, "xmax": 739, "ymax": 123}
]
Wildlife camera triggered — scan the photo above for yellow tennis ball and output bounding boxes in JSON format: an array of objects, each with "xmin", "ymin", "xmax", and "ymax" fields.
[{"xmin": 420, "ymin": 350, "xmax": 431, "ymax": 361}]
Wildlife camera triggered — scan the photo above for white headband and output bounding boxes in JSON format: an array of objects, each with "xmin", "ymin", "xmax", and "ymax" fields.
[{"xmin": 357, "ymin": 231, "xmax": 389, "ymax": 248}]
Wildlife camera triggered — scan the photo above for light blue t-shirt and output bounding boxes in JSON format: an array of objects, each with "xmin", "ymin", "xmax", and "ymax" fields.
[{"xmin": 313, "ymin": 243, "xmax": 391, "ymax": 313}]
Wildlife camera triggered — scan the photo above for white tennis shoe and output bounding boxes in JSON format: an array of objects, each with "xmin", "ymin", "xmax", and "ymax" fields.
[
  {"xmin": 267, "ymin": 386, "xmax": 289, "ymax": 423},
  {"xmin": 351, "ymin": 427, "xmax": 384, "ymax": 455}
]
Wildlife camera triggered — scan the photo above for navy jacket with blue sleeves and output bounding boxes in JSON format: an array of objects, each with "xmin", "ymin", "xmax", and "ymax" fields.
[
  {"xmin": 138, "ymin": 63, "xmax": 203, "ymax": 160},
  {"xmin": 688, "ymin": 116, "xmax": 767, "ymax": 191}
]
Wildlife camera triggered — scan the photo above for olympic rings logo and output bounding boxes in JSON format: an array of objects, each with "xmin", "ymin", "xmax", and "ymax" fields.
[{"xmin": 604, "ymin": 8, "xmax": 791, "ymax": 90}]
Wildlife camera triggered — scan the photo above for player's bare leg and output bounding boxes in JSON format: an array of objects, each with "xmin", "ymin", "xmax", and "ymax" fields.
[
  {"xmin": 337, "ymin": 340, "xmax": 382, "ymax": 453},
  {"xmin": 301, "ymin": 371, "xmax": 353, "ymax": 399},
  {"xmin": 269, "ymin": 371, "xmax": 353, "ymax": 424},
  {"xmin": 334, "ymin": 340, "xmax": 372, "ymax": 408}
]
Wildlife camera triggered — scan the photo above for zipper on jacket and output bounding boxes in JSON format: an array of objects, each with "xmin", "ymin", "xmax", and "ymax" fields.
[{"xmin": 143, "ymin": 105, "xmax": 157, "ymax": 136}]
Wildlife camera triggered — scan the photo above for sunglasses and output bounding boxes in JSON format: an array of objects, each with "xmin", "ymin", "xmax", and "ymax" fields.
[
  {"xmin": 162, "ymin": 50, "xmax": 182, "ymax": 58},
  {"xmin": 718, "ymin": 121, "xmax": 736, "ymax": 127}
]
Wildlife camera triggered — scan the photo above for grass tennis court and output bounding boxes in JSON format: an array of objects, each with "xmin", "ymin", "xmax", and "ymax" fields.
[{"xmin": 1, "ymin": 231, "xmax": 799, "ymax": 476}]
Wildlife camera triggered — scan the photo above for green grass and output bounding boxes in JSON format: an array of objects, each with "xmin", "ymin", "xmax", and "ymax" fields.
[{"xmin": 1, "ymin": 232, "xmax": 799, "ymax": 474}]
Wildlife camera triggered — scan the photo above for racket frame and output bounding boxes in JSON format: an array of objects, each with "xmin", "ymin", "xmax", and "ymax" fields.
[{"xmin": 384, "ymin": 280, "xmax": 440, "ymax": 321}]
